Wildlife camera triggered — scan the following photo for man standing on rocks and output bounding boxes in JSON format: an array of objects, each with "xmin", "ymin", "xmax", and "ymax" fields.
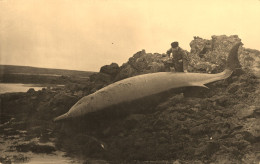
[{"xmin": 166, "ymin": 41, "xmax": 189, "ymax": 72}]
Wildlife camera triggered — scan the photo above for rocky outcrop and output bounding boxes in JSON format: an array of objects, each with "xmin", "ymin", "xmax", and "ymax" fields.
[
  {"xmin": 100, "ymin": 63, "xmax": 120, "ymax": 77},
  {"xmin": 59, "ymin": 35, "xmax": 259, "ymax": 162},
  {"xmin": 88, "ymin": 35, "xmax": 248, "ymax": 91},
  {"xmin": 89, "ymin": 72, "xmax": 112, "ymax": 86},
  {"xmin": 115, "ymin": 50, "xmax": 169, "ymax": 81},
  {"xmin": 1, "ymin": 35, "xmax": 260, "ymax": 163},
  {"xmin": 189, "ymin": 35, "xmax": 242, "ymax": 73},
  {"xmin": 26, "ymin": 88, "xmax": 35, "ymax": 94},
  {"xmin": 78, "ymin": 35, "xmax": 259, "ymax": 97},
  {"xmin": 89, "ymin": 50, "xmax": 171, "ymax": 86}
]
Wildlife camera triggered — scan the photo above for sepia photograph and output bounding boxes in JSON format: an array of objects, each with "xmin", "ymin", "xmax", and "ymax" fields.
[{"xmin": 0, "ymin": 0, "xmax": 259, "ymax": 163}]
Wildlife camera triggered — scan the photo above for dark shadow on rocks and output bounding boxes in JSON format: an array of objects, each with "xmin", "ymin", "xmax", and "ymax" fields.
[{"xmin": 14, "ymin": 142, "xmax": 56, "ymax": 154}]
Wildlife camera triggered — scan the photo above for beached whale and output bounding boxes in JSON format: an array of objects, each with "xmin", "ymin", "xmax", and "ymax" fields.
[{"xmin": 54, "ymin": 42, "xmax": 241, "ymax": 121}]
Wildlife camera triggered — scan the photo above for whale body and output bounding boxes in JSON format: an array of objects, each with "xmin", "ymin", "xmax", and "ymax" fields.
[{"xmin": 54, "ymin": 42, "xmax": 241, "ymax": 121}]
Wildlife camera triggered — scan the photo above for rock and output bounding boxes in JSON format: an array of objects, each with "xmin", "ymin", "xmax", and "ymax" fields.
[
  {"xmin": 146, "ymin": 62, "xmax": 165, "ymax": 72},
  {"xmin": 15, "ymin": 142, "xmax": 56, "ymax": 154},
  {"xmin": 128, "ymin": 50, "xmax": 149, "ymax": 71},
  {"xmin": 190, "ymin": 107, "xmax": 199, "ymax": 112},
  {"xmin": 236, "ymin": 105, "xmax": 256, "ymax": 119},
  {"xmin": 153, "ymin": 118, "xmax": 168, "ymax": 130},
  {"xmin": 114, "ymin": 63, "xmax": 137, "ymax": 81},
  {"xmin": 13, "ymin": 154, "xmax": 29, "ymax": 163},
  {"xmin": 239, "ymin": 48, "xmax": 260, "ymax": 71},
  {"xmin": 183, "ymin": 87, "xmax": 208, "ymax": 98},
  {"xmin": 227, "ymin": 83, "xmax": 240, "ymax": 93},
  {"xmin": 50, "ymin": 93, "xmax": 76, "ymax": 106},
  {"xmin": 3, "ymin": 34, "xmax": 260, "ymax": 162},
  {"xmin": 205, "ymin": 142, "xmax": 220, "ymax": 156},
  {"xmin": 47, "ymin": 92, "xmax": 79, "ymax": 117},
  {"xmin": 124, "ymin": 114, "xmax": 145, "ymax": 129},
  {"xmin": 214, "ymin": 95, "xmax": 229, "ymax": 107},
  {"xmin": 242, "ymin": 118, "xmax": 260, "ymax": 137},
  {"xmin": 158, "ymin": 136, "xmax": 168, "ymax": 144},
  {"xmin": 115, "ymin": 50, "xmax": 169, "ymax": 81},
  {"xmin": 172, "ymin": 160, "xmax": 181, "ymax": 164},
  {"xmin": 190, "ymin": 36, "xmax": 212, "ymax": 56},
  {"xmin": 190, "ymin": 124, "xmax": 205, "ymax": 135},
  {"xmin": 131, "ymin": 52, "xmax": 168, "ymax": 73},
  {"xmin": 189, "ymin": 35, "xmax": 242, "ymax": 73},
  {"xmin": 92, "ymin": 35, "xmax": 246, "ymax": 88},
  {"xmin": 27, "ymin": 88, "xmax": 35, "ymax": 94},
  {"xmin": 102, "ymin": 127, "xmax": 111, "ymax": 136},
  {"xmin": 100, "ymin": 63, "xmax": 120, "ymax": 77},
  {"xmin": 239, "ymin": 131, "xmax": 258, "ymax": 143},
  {"xmin": 195, "ymin": 142, "xmax": 220, "ymax": 157},
  {"xmin": 89, "ymin": 72, "xmax": 113, "ymax": 87},
  {"xmin": 211, "ymin": 35, "xmax": 241, "ymax": 50},
  {"xmin": 134, "ymin": 137, "xmax": 144, "ymax": 147},
  {"xmin": 73, "ymin": 90, "xmax": 84, "ymax": 97}
]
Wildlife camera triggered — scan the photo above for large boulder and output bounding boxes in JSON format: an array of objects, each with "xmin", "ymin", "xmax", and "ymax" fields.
[
  {"xmin": 239, "ymin": 48, "xmax": 260, "ymax": 71},
  {"xmin": 114, "ymin": 50, "xmax": 170, "ymax": 81},
  {"xmin": 27, "ymin": 88, "xmax": 36, "ymax": 94},
  {"xmin": 128, "ymin": 50, "xmax": 168, "ymax": 73},
  {"xmin": 114, "ymin": 63, "xmax": 137, "ymax": 81},
  {"xmin": 189, "ymin": 35, "xmax": 242, "ymax": 73},
  {"xmin": 89, "ymin": 72, "xmax": 112, "ymax": 86},
  {"xmin": 146, "ymin": 62, "xmax": 165, "ymax": 73},
  {"xmin": 128, "ymin": 50, "xmax": 148, "ymax": 71},
  {"xmin": 190, "ymin": 36, "xmax": 212, "ymax": 57},
  {"xmin": 100, "ymin": 63, "xmax": 120, "ymax": 77}
]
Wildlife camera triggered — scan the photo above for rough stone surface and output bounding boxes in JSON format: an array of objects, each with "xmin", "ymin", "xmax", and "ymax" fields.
[
  {"xmin": 114, "ymin": 50, "xmax": 170, "ymax": 81},
  {"xmin": 100, "ymin": 63, "xmax": 120, "ymax": 77},
  {"xmin": 189, "ymin": 35, "xmax": 242, "ymax": 73},
  {"xmin": 1, "ymin": 35, "xmax": 260, "ymax": 163}
]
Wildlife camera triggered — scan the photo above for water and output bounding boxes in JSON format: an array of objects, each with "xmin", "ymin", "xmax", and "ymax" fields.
[
  {"xmin": 0, "ymin": 83, "xmax": 45, "ymax": 94},
  {"xmin": 0, "ymin": 83, "xmax": 83, "ymax": 163},
  {"xmin": 0, "ymin": 134, "xmax": 83, "ymax": 164}
]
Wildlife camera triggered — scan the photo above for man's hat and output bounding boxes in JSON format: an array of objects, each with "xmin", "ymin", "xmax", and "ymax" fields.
[{"xmin": 171, "ymin": 42, "xmax": 179, "ymax": 48}]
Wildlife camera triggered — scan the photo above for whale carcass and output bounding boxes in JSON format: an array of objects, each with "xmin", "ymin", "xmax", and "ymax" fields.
[{"xmin": 54, "ymin": 42, "xmax": 241, "ymax": 121}]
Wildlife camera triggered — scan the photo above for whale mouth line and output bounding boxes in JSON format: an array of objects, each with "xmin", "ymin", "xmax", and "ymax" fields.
[{"xmin": 53, "ymin": 113, "xmax": 69, "ymax": 122}]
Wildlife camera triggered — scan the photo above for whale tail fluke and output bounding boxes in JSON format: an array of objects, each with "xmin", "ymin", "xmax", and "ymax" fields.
[
  {"xmin": 221, "ymin": 41, "xmax": 242, "ymax": 79},
  {"xmin": 226, "ymin": 42, "xmax": 242, "ymax": 71},
  {"xmin": 196, "ymin": 42, "xmax": 242, "ymax": 85}
]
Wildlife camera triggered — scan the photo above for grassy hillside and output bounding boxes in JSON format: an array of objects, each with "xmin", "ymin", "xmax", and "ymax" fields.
[
  {"xmin": 0, "ymin": 65, "xmax": 95, "ymax": 77},
  {"xmin": 0, "ymin": 65, "xmax": 96, "ymax": 84}
]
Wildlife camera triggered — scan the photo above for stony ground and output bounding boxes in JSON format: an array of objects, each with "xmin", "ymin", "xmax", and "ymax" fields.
[
  {"xmin": 0, "ymin": 36, "xmax": 259, "ymax": 163},
  {"xmin": 55, "ymin": 66, "xmax": 260, "ymax": 163},
  {"xmin": 1, "ymin": 62, "xmax": 259, "ymax": 164}
]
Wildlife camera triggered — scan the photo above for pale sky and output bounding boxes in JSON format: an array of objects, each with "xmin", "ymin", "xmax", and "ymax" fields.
[{"xmin": 1, "ymin": 0, "xmax": 260, "ymax": 71}]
